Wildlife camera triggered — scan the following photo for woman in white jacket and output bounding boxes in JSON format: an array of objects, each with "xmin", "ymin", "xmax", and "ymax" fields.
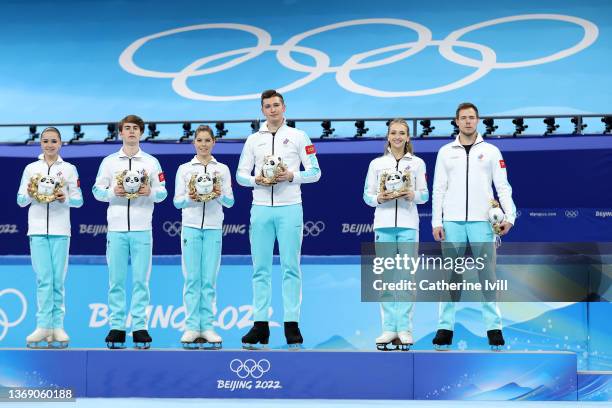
[
  {"xmin": 174, "ymin": 125, "xmax": 234, "ymax": 349},
  {"xmin": 17, "ymin": 127, "xmax": 83, "ymax": 348},
  {"xmin": 363, "ymin": 119, "xmax": 429, "ymax": 350}
]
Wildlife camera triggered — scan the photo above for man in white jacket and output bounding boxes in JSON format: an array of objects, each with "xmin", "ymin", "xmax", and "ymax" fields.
[
  {"xmin": 237, "ymin": 89, "xmax": 321, "ymax": 348},
  {"xmin": 431, "ymin": 102, "xmax": 516, "ymax": 350},
  {"xmin": 93, "ymin": 115, "xmax": 167, "ymax": 349}
]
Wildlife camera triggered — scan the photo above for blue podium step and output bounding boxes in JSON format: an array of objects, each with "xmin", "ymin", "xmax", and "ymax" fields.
[
  {"xmin": 0, "ymin": 349, "xmax": 580, "ymax": 400},
  {"xmin": 578, "ymin": 371, "xmax": 612, "ymax": 401}
]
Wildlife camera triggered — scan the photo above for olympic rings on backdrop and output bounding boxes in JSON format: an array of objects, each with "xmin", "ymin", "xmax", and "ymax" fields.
[{"xmin": 119, "ymin": 15, "xmax": 598, "ymax": 100}]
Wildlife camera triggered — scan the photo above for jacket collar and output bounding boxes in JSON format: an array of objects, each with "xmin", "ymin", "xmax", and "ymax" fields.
[
  {"xmin": 451, "ymin": 132, "xmax": 484, "ymax": 148},
  {"xmin": 37, "ymin": 154, "xmax": 64, "ymax": 163},
  {"xmin": 259, "ymin": 120, "xmax": 286, "ymax": 134},
  {"xmin": 118, "ymin": 147, "xmax": 144, "ymax": 158},
  {"xmin": 189, "ymin": 155, "xmax": 218, "ymax": 166},
  {"xmin": 385, "ymin": 147, "xmax": 413, "ymax": 160}
]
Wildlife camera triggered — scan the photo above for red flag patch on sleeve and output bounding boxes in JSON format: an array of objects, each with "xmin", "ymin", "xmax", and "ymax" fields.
[
  {"xmin": 158, "ymin": 172, "xmax": 165, "ymax": 182},
  {"xmin": 499, "ymin": 160, "xmax": 506, "ymax": 168},
  {"xmin": 77, "ymin": 178, "xmax": 81, "ymax": 187},
  {"xmin": 305, "ymin": 144, "xmax": 316, "ymax": 155}
]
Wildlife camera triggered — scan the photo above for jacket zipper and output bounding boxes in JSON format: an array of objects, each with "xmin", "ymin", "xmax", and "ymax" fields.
[
  {"xmin": 127, "ymin": 158, "xmax": 132, "ymax": 231},
  {"xmin": 201, "ymin": 165, "xmax": 207, "ymax": 229},
  {"xmin": 464, "ymin": 141, "xmax": 483, "ymax": 221},
  {"xmin": 46, "ymin": 164, "xmax": 52, "ymax": 235},
  {"xmin": 271, "ymin": 133, "xmax": 275, "ymax": 207},
  {"xmin": 395, "ymin": 158, "xmax": 400, "ymax": 227}
]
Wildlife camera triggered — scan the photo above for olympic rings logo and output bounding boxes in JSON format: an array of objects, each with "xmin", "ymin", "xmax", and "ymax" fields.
[
  {"xmin": 163, "ymin": 221, "xmax": 182, "ymax": 237},
  {"xmin": 565, "ymin": 210, "xmax": 579, "ymax": 218},
  {"xmin": 303, "ymin": 221, "xmax": 325, "ymax": 237},
  {"xmin": 120, "ymin": 15, "xmax": 597, "ymax": 101},
  {"xmin": 229, "ymin": 358, "xmax": 271, "ymax": 379},
  {"xmin": 0, "ymin": 288, "xmax": 27, "ymax": 341}
]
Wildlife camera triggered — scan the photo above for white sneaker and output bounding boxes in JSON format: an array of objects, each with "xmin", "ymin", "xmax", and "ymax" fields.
[
  {"xmin": 201, "ymin": 329, "xmax": 222, "ymax": 343},
  {"xmin": 398, "ymin": 331, "xmax": 413, "ymax": 345},
  {"xmin": 375, "ymin": 331, "xmax": 398, "ymax": 344},
  {"xmin": 181, "ymin": 330, "xmax": 201, "ymax": 343},
  {"xmin": 26, "ymin": 328, "xmax": 53, "ymax": 343},
  {"xmin": 53, "ymin": 328, "xmax": 70, "ymax": 342}
]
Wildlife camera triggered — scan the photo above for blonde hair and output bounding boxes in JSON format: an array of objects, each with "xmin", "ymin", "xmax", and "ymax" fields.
[{"xmin": 384, "ymin": 118, "xmax": 413, "ymax": 155}]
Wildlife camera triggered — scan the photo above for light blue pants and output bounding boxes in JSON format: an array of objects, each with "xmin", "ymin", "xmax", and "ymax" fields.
[
  {"xmin": 250, "ymin": 204, "xmax": 303, "ymax": 322},
  {"xmin": 437, "ymin": 221, "xmax": 502, "ymax": 331},
  {"xmin": 181, "ymin": 227, "xmax": 222, "ymax": 331},
  {"xmin": 29, "ymin": 235, "xmax": 70, "ymax": 329},
  {"xmin": 375, "ymin": 227, "xmax": 417, "ymax": 332},
  {"xmin": 106, "ymin": 230, "xmax": 152, "ymax": 331}
]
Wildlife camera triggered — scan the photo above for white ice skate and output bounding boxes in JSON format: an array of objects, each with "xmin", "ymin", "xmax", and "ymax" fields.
[
  {"xmin": 396, "ymin": 331, "xmax": 413, "ymax": 351},
  {"xmin": 26, "ymin": 328, "xmax": 53, "ymax": 349},
  {"xmin": 180, "ymin": 330, "xmax": 202, "ymax": 350},
  {"xmin": 200, "ymin": 329, "xmax": 222, "ymax": 350},
  {"xmin": 376, "ymin": 331, "xmax": 399, "ymax": 351},
  {"xmin": 51, "ymin": 328, "xmax": 70, "ymax": 349}
]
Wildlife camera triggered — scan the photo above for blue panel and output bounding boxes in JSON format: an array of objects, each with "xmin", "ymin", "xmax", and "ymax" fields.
[
  {"xmin": 0, "ymin": 350, "xmax": 87, "ymax": 397},
  {"xmin": 578, "ymin": 372, "xmax": 612, "ymax": 401},
  {"xmin": 86, "ymin": 350, "xmax": 413, "ymax": 399},
  {"xmin": 413, "ymin": 352, "xmax": 577, "ymax": 400}
]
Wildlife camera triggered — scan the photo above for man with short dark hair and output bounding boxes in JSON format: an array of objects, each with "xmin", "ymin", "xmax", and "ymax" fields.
[
  {"xmin": 431, "ymin": 103, "xmax": 516, "ymax": 350},
  {"xmin": 93, "ymin": 115, "xmax": 167, "ymax": 349},
  {"xmin": 237, "ymin": 90, "xmax": 321, "ymax": 349}
]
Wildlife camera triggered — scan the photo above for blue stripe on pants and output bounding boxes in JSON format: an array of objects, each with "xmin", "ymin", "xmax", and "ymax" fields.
[
  {"xmin": 29, "ymin": 235, "xmax": 70, "ymax": 329},
  {"xmin": 250, "ymin": 204, "xmax": 303, "ymax": 322},
  {"xmin": 374, "ymin": 227, "xmax": 416, "ymax": 332},
  {"xmin": 106, "ymin": 230, "xmax": 152, "ymax": 331},
  {"xmin": 181, "ymin": 226, "xmax": 222, "ymax": 331},
  {"xmin": 437, "ymin": 221, "xmax": 502, "ymax": 331}
]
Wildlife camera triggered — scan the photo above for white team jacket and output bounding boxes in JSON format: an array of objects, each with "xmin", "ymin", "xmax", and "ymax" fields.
[
  {"xmin": 363, "ymin": 151, "xmax": 429, "ymax": 230},
  {"xmin": 92, "ymin": 148, "xmax": 167, "ymax": 232},
  {"xmin": 17, "ymin": 155, "xmax": 83, "ymax": 236},
  {"xmin": 173, "ymin": 156, "xmax": 234, "ymax": 229},
  {"xmin": 431, "ymin": 134, "xmax": 516, "ymax": 228},
  {"xmin": 236, "ymin": 121, "xmax": 321, "ymax": 206}
]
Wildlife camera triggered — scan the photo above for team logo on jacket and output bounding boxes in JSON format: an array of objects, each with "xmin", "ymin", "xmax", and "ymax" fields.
[{"xmin": 305, "ymin": 144, "xmax": 316, "ymax": 155}]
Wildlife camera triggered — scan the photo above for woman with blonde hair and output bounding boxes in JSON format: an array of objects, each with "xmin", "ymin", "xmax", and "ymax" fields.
[{"xmin": 363, "ymin": 119, "xmax": 428, "ymax": 350}]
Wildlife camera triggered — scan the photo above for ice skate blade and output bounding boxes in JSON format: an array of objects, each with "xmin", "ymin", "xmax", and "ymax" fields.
[
  {"xmin": 376, "ymin": 343, "xmax": 398, "ymax": 351},
  {"xmin": 26, "ymin": 342, "xmax": 51, "ymax": 349},
  {"xmin": 49, "ymin": 341, "xmax": 68, "ymax": 349},
  {"xmin": 106, "ymin": 342, "xmax": 126, "ymax": 349},
  {"xmin": 133, "ymin": 342, "xmax": 151, "ymax": 350},
  {"xmin": 392, "ymin": 339, "xmax": 412, "ymax": 351},
  {"xmin": 181, "ymin": 342, "xmax": 200, "ymax": 350},
  {"xmin": 199, "ymin": 342, "xmax": 222, "ymax": 350},
  {"xmin": 242, "ymin": 343, "xmax": 268, "ymax": 351},
  {"xmin": 434, "ymin": 344, "xmax": 451, "ymax": 351},
  {"xmin": 490, "ymin": 345, "xmax": 503, "ymax": 352},
  {"xmin": 287, "ymin": 343, "xmax": 303, "ymax": 350}
]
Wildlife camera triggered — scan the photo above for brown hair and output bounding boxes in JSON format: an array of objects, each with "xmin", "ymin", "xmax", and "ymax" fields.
[
  {"xmin": 455, "ymin": 102, "xmax": 479, "ymax": 119},
  {"xmin": 261, "ymin": 89, "xmax": 284, "ymax": 106},
  {"xmin": 384, "ymin": 118, "xmax": 413, "ymax": 155},
  {"xmin": 195, "ymin": 125, "xmax": 215, "ymax": 140},
  {"xmin": 41, "ymin": 126, "xmax": 61, "ymax": 140},
  {"xmin": 118, "ymin": 114, "xmax": 145, "ymax": 132}
]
